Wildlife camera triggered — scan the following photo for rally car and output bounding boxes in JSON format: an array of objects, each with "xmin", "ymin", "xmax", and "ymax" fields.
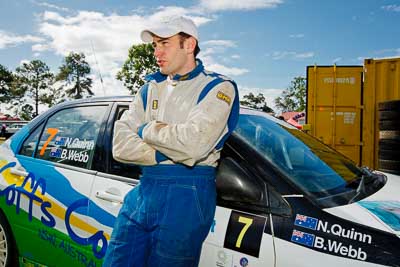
[{"xmin": 0, "ymin": 96, "xmax": 399, "ymax": 267}]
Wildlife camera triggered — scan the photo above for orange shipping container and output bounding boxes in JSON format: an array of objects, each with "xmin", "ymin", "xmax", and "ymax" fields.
[{"xmin": 306, "ymin": 57, "xmax": 400, "ymax": 169}]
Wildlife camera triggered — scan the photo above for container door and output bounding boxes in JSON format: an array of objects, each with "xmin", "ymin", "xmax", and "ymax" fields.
[{"xmin": 307, "ymin": 66, "xmax": 363, "ymax": 165}]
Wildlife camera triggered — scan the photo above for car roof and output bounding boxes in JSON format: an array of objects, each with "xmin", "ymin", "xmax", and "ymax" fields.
[{"xmin": 51, "ymin": 96, "xmax": 292, "ymax": 127}]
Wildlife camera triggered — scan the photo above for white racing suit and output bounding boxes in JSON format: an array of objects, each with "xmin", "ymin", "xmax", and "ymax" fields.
[{"xmin": 103, "ymin": 59, "xmax": 239, "ymax": 267}]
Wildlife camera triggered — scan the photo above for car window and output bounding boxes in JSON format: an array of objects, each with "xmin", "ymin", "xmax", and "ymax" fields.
[
  {"xmin": 235, "ymin": 113, "xmax": 363, "ymax": 199},
  {"xmin": 19, "ymin": 123, "xmax": 44, "ymax": 157},
  {"xmin": 108, "ymin": 106, "xmax": 141, "ymax": 179},
  {"xmin": 35, "ymin": 105, "xmax": 108, "ymax": 169}
]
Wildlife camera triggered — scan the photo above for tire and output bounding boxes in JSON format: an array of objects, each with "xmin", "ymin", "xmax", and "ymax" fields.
[
  {"xmin": 378, "ymin": 149, "xmax": 400, "ymax": 160},
  {"xmin": 379, "ymin": 120, "xmax": 400, "ymax": 130},
  {"xmin": 379, "ymin": 130, "xmax": 400, "ymax": 140},
  {"xmin": 378, "ymin": 159, "xmax": 400, "ymax": 172},
  {"xmin": 379, "ymin": 110, "xmax": 400, "ymax": 121},
  {"xmin": 378, "ymin": 168, "xmax": 400, "ymax": 175},
  {"xmin": 378, "ymin": 100, "xmax": 400, "ymax": 111},
  {"xmin": 0, "ymin": 212, "xmax": 18, "ymax": 267},
  {"xmin": 379, "ymin": 139, "xmax": 400, "ymax": 150}
]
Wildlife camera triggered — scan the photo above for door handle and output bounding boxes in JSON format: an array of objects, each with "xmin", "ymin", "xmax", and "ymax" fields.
[
  {"xmin": 95, "ymin": 190, "xmax": 123, "ymax": 204},
  {"xmin": 10, "ymin": 168, "xmax": 28, "ymax": 177}
]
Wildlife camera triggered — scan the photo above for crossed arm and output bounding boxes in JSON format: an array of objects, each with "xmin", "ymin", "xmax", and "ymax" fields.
[{"xmin": 112, "ymin": 81, "xmax": 236, "ymax": 167}]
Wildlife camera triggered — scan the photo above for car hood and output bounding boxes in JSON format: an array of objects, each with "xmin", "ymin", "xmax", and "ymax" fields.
[{"xmin": 324, "ymin": 171, "xmax": 400, "ymax": 237}]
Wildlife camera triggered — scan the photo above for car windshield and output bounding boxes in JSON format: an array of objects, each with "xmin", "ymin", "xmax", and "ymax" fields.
[{"xmin": 234, "ymin": 109, "xmax": 380, "ymax": 202}]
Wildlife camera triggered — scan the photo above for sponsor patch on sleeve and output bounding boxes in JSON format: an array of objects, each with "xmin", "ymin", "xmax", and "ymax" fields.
[{"xmin": 217, "ymin": 91, "xmax": 231, "ymax": 105}]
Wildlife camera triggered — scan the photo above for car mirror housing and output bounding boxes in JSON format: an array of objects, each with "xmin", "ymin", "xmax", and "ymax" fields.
[{"xmin": 216, "ymin": 157, "xmax": 264, "ymax": 205}]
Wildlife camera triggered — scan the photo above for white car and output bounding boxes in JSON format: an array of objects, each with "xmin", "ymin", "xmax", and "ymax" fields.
[
  {"xmin": 0, "ymin": 96, "xmax": 399, "ymax": 267},
  {"xmin": 6, "ymin": 123, "xmax": 26, "ymax": 135}
]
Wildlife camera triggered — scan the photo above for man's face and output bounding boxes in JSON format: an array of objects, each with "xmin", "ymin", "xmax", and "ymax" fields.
[{"xmin": 152, "ymin": 34, "xmax": 189, "ymax": 76}]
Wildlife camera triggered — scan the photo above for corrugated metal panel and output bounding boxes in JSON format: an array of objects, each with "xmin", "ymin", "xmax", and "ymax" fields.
[
  {"xmin": 363, "ymin": 58, "xmax": 400, "ymax": 169},
  {"xmin": 306, "ymin": 65, "xmax": 363, "ymax": 165}
]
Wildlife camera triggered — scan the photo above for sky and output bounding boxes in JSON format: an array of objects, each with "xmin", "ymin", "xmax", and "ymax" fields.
[{"xmin": 1, "ymin": 0, "xmax": 400, "ymax": 113}]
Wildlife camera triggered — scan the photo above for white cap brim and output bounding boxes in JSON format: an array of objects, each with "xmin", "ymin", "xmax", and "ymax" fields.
[{"xmin": 140, "ymin": 26, "xmax": 180, "ymax": 43}]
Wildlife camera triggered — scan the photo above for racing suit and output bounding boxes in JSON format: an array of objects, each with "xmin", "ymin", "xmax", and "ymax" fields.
[{"xmin": 103, "ymin": 59, "xmax": 239, "ymax": 267}]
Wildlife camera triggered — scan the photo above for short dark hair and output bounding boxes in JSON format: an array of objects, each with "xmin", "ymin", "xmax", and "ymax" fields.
[{"xmin": 178, "ymin": 32, "xmax": 200, "ymax": 58}]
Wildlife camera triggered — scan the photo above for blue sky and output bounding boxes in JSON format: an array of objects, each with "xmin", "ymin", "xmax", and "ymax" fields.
[{"xmin": 1, "ymin": 0, "xmax": 400, "ymax": 110}]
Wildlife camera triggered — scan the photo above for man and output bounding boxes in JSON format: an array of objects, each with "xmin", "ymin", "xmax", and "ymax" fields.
[{"xmin": 103, "ymin": 16, "xmax": 239, "ymax": 267}]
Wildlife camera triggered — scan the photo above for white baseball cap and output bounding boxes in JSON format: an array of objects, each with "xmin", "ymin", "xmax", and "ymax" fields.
[{"xmin": 140, "ymin": 16, "xmax": 198, "ymax": 43}]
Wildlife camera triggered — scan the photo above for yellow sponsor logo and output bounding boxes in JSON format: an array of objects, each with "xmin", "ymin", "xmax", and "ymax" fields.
[
  {"xmin": 217, "ymin": 91, "xmax": 231, "ymax": 105},
  {"xmin": 152, "ymin": 100, "xmax": 158, "ymax": 110}
]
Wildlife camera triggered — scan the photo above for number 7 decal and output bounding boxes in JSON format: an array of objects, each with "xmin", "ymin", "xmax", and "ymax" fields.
[
  {"xmin": 39, "ymin": 128, "xmax": 59, "ymax": 156},
  {"xmin": 224, "ymin": 210, "xmax": 267, "ymax": 258},
  {"xmin": 236, "ymin": 216, "xmax": 253, "ymax": 248}
]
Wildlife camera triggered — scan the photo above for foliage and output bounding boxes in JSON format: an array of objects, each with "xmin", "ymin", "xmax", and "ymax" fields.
[
  {"xmin": 40, "ymin": 85, "xmax": 66, "ymax": 108},
  {"xmin": 15, "ymin": 60, "xmax": 55, "ymax": 117},
  {"xmin": 19, "ymin": 104, "xmax": 35, "ymax": 121},
  {"xmin": 0, "ymin": 64, "xmax": 15, "ymax": 103},
  {"xmin": 56, "ymin": 52, "xmax": 93, "ymax": 99},
  {"xmin": 240, "ymin": 92, "xmax": 274, "ymax": 113},
  {"xmin": 116, "ymin": 43, "xmax": 158, "ymax": 95},
  {"xmin": 274, "ymin": 76, "xmax": 306, "ymax": 112}
]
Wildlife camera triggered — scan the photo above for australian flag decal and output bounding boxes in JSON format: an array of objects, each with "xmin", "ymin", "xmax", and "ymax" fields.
[
  {"xmin": 294, "ymin": 214, "xmax": 318, "ymax": 230},
  {"xmin": 291, "ymin": 230, "xmax": 315, "ymax": 247}
]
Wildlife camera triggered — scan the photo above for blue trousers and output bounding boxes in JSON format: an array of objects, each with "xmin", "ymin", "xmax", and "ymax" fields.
[{"xmin": 102, "ymin": 165, "xmax": 216, "ymax": 267}]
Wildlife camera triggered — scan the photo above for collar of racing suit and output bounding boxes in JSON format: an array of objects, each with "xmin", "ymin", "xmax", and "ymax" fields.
[{"xmin": 145, "ymin": 59, "xmax": 204, "ymax": 83}]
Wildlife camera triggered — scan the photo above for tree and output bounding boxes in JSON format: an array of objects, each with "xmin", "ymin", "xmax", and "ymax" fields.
[
  {"xmin": 19, "ymin": 104, "xmax": 35, "ymax": 121},
  {"xmin": 0, "ymin": 64, "xmax": 15, "ymax": 103},
  {"xmin": 240, "ymin": 92, "xmax": 274, "ymax": 113},
  {"xmin": 15, "ymin": 60, "xmax": 54, "ymax": 117},
  {"xmin": 116, "ymin": 43, "xmax": 158, "ymax": 95},
  {"xmin": 40, "ymin": 85, "xmax": 66, "ymax": 108},
  {"xmin": 274, "ymin": 76, "xmax": 306, "ymax": 112},
  {"xmin": 57, "ymin": 52, "xmax": 93, "ymax": 99}
]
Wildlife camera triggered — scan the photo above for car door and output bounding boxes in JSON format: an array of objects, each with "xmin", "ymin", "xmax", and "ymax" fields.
[
  {"xmin": 199, "ymin": 142, "xmax": 276, "ymax": 267},
  {"xmin": 87, "ymin": 103, "xmax": 141, "ymax": 263},
  {"xmin": 13, "ymin": 103, "xmax": 109, "ymax": 266}
]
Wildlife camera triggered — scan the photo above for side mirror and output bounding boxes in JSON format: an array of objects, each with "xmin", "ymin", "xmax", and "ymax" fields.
[{"xmin": 216, "ymin": 157, "xmax": 264, "ymax": 204}]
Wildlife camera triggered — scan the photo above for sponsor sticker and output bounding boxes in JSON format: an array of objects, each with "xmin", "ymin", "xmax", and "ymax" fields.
[
  {"xmin": 239, "ymin": 257, "xmax": 249, "ymax": 267},
  {"xmin": 152, "ymin": 100, "xmax": 158, "ymax": 110},
  {"xmin": 217, "ymin": 91, "xmax": 231, "ymax": 105}
]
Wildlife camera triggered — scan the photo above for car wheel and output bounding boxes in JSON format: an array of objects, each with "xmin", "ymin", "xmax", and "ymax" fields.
[
  {"xmin": 378, "ymin": 100, "xmax": 400, "ymax": 111},
  {"xmin": 379, "ymin": 120, "xmax": 400, "ymax": 130},
  {"xmin": 379, "ymin": 110, "xmax": 400, "ymax": 121},
  {"xmin": 379, "ymin": 130, "xmax": 400, "ymax": 140},
  {"xmin": 378, "ymin": 149, "xmax": 400, "ymax": 160},
  {"xmin": 0, "ymin": 212, "xmax": 18, "ymax": 267},
  {"xmin": 378, "ymin": 159, "xmax": 400, "ymax": 175}
]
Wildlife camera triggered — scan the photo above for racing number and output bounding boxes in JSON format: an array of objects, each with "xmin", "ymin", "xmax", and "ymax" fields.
[
  {"xmin": 236, "ymin": 216, "xmax": 253, "ymax": 248},
  {"xmin": 39, "ymin": 128, "xmax": 59, "ymax": 156},
  {"xmin": 224, "ymin": 211, "xmax": 267, "ymax": 258}
]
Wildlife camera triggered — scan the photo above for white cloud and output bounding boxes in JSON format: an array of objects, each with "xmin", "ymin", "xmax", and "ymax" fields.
[
  {"xmin": 200, "ymin": 0, "xmax": 283, "ymax": 11},
  {"xmin": 31, "ymin": 0, "xmax": 70, "ymax": 12},
  {"xmin": 289, "ymin": 34, "xmax": 304, "ymax": 38},
  {"xmin": 199, "ymin": 42, "xmax": 248, "ymax": 76},
  {"xmin": 239, "ymin": 86, "xmax": 283, "ymax": 111},
  {"xmin": 231, "ymin": 54, "xmax": 240, "ymax": 59},
  {"xmin": 269, "ymin": 51, "xmax": 314, "ymax": 60},
  {"xmin": 202, "ymin": 40, "xmax": 237, "ymax": 47},
  {"xmin": 381, "ymin": 5, "xmax": 400, "ymax": 12},
  {"xmin": 204, "ymin": 62, "xmax": 249, "ymax": 76},
  {"xmin": 33, "ymin": 8, "xmax": 247, "ymax": 96},
  {"xmin": 32, "ymin": 43, "xmax": 50, "ymax": 52},
  {"xmin": 332, "ymin": 57, "xmax": 342, "ymax": 63},
  {"xmin": 0, "ymin": 30, "xmax": 44, "ymax": 49},
  {"xmin": 295, "ymin": 52, "xmax": 314, "ymax": 59}
]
